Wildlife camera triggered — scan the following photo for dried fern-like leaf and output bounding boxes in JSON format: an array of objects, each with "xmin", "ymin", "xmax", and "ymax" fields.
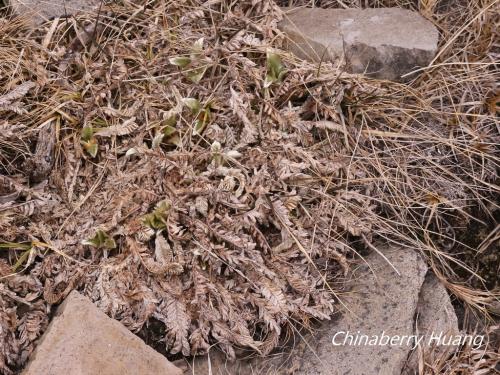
[
  {"xmin": 0, "ymin": 82, "xmax": 35, "ymax": 113},
  {"xmin": 156, "ymin": 294, "xmax": 191, "ymax": 356},
  {"xmin": 95, "ymin": 117, "xmax": 139, "ymax": 137}
]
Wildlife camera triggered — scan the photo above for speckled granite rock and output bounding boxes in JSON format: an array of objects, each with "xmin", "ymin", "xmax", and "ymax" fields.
[
  {"xmin": 289, "ymin": 245, "xmax": 428, "ymax": 375},
  {"xmin": 279, "ymin": 7, "xmax": 439, "ymax": 80}
]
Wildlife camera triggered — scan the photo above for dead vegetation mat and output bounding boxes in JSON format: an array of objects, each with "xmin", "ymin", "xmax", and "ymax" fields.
[{"xmin": 0, "ymin": 0, "xmax": 498, "ymax": 373}]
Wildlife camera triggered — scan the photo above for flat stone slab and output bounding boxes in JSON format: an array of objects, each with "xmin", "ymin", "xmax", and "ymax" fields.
[
  {"xmin": 22, "ymin": 291, "xmax": 182, "ymax": 375},
  {"xmin": 403, "ymin": 272, "xmax": 460, "ymax": 374},
  {"xmin": 8, "ymin": 0, "xmax": 99, "ymax": 24},
  {"xmin": 287, "ymin": 245, "xmax": 428, "ymax": 375},
  {"xmin": 279, "ymin": 7, "xmax": 439, "ymax": 80}
]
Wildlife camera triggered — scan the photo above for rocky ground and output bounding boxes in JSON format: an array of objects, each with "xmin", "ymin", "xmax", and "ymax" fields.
[{"xmin": 0, "ymin": 0, "xmax": 498, "ymax": 374}]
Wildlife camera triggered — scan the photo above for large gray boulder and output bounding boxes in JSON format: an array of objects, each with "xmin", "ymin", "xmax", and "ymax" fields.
[
  {"xmin": 292, "ymin": 245, "xmax": 428, "ymax": 375},
  {"xmin": 22, "ymin": 291, "xmax": 182, "ymax": 375},
  {"xmin": 279, "ymin": 7, "xmax": 439, "ymax": 80}
]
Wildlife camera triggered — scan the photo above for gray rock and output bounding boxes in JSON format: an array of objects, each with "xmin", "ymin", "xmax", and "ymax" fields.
[
  {"xmin": 279, "ymin": 7, "xmax": 439, "ymax": 80},
  {"xmin": 403, "ymin": 272, "xmax": 460, "ymax": 374},
  {"xmin": 290, "ymin": 245, "xmax": 428, "ymax": 375},
  {"xmin": 8, "ymin": 0, "xmax": 99, "ymax": 24},
  {"xmin": 22, "ymin": 291, "xmax": 182, "ymax": 375}
]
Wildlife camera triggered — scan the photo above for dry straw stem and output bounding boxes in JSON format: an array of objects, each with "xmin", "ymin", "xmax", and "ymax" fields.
[
  {"xmin": 0, "ymin": 0, "xmax": 499, "ymax": 374},
  {"xmin": 415, "ymin": 323, "xmax": 499, "ymax": 374}
]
